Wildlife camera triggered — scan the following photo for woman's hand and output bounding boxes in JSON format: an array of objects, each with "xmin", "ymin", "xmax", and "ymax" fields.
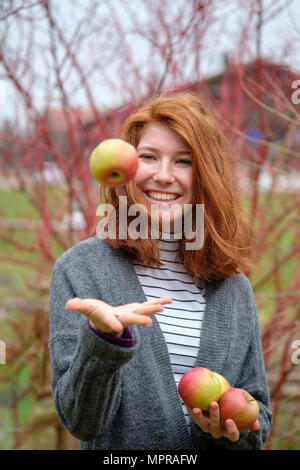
[
  {"xmin": 186, "ymin": 401, "xmax": 260, "ymax": 442},
  {"xmin": 65, "ymin": 297, "xmax": 173, "ymax": 337}
]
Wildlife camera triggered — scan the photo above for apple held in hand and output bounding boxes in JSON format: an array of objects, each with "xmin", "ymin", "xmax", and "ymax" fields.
[
  {"xmin": 178, "ymin": 367, "xmax": 222, "ymax": 411},
  {"xmin": 89, "ymin": 138, "xmax": 139, "ymax": 187},
  {"xmin": 219, "ymin": 388, "xmax": 259, "ymax": 431},
  {"xmin": 213, "ymin": 372, "xmax": 231, "ymax": 395}
]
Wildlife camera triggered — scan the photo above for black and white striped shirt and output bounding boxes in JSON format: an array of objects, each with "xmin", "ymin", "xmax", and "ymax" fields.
[{"xmin": 133, "ymin": 233, "xmax": 205, "ymax": 429}]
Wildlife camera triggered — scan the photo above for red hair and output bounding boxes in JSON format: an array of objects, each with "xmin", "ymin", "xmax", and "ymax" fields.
[{"xmin": 90, "ymin": 91, "xmax": 254, "ymax": 282}]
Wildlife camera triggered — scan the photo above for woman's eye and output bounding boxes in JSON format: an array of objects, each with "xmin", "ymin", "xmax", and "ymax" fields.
[
  {"xmin": 177, "ymin": 159, "xmax": 192, "ymax": 165},
  {"xmin": 139, "ymin": 154, "xmax": 155, "ymax": 161}
]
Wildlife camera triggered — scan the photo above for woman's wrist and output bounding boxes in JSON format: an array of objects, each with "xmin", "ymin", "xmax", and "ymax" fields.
[
  {"xmin": 88, "ymin": 319, "xmax": 123, "ymax": 337},
  {"xmin": 87, "ymin": 319, "xmax": 135, "ymax": 348}
]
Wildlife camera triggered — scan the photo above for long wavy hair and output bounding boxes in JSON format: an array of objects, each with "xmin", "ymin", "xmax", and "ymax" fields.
[{"xmin": 90, "ymin": 91, "xmax": 254, "ymax": 282}]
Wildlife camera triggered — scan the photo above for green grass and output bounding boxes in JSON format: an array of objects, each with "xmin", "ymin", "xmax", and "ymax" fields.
[
  {"xmin": 0, "ymin": 187, "xmax": 66, "ymax": 219},
  {"xmin": 0, "ymin": 189, "xmax": 39, "ymax": 219},
  {"xmin": 0, "ymin": 187, "xmax": 68, "ymax": 305},
  {"xmin": 240, "ymin": 190, "xmax": 299, "ymax": 325}
]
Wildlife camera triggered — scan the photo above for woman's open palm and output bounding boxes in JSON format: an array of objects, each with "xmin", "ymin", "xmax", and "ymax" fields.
[{"xmin": 65, "ymin": 297, "xmax": 173, "ymax": 336}]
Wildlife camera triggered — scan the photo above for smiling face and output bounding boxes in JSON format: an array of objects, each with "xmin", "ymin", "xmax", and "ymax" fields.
[{"xmin": 134, "ymin": 121, "xmax": 193, "ymax": 233}]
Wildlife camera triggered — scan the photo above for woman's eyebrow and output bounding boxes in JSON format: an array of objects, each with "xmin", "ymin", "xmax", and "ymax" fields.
[{"xmin": 137, "ymin": 145, "xmax": 191, "ymax": 155}]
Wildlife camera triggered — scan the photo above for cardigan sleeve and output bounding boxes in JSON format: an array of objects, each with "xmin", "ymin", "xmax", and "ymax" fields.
[{"xmin": 48, "ymin": 257, "xmax": 140, "ymax": 441}]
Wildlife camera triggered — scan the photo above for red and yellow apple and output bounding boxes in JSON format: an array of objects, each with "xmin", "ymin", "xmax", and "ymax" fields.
[
  {"xmin": 218, "ymin": 387, "xmax": 259, "ymax": 431},
  {"xmin": 89, "ymin": 138, "xmax": 139, "ymax": 187},
  {"xmin": 178, "ymin": 367, "xmax": 222, "ymax": 411},
  {"xmin": 213, "ymin": 372, "xmax": 231, "ymax": 395}
]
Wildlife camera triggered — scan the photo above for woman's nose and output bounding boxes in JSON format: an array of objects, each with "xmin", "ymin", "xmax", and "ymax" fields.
[{"xmin": 152, "ymin": 160, "xmax": 175, "ymax": 184}]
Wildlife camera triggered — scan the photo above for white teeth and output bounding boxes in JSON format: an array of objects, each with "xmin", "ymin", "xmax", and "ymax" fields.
[{"xmin": 147, "ymin": 192, "xmax": 178, "ymax": 201}]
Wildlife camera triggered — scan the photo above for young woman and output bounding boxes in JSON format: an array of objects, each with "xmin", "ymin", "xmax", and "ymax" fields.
[{"xmin": 49, "ymin": 91, "xmax": 272, "ymax": 450}]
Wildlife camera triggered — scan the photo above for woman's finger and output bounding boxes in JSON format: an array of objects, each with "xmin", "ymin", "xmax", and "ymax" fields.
[
  {"xmin": 250, "ymin": 419, "xmax": 260, "ymax": 431},
  {"xmin": 188, "ymin": 406, "xmax": 210, "ymax": 432},
  {"xmin": 143, "ymin": 297, "xmax": 173, "ymax": 306},
  {"xmin": 65, "ymin": 297, "xmax": 103, "ymax": 314},
  {"xmin": 65, "ymin": 297, "xmax": 88, "ymax": 312},
  {"xmin": 209, "ymin": 402, "xmax": 221, "ymax": 438},
  {"xmin": 132, "ymin": 304, "xmax": 164, "ymax": 315},
  {"xmin": 116, "ymin": 311, "xmax": 154, "ymax": 328},
  {"xmin": 224, "ymin": 419, "xmax": 240, "ymax": 442}
]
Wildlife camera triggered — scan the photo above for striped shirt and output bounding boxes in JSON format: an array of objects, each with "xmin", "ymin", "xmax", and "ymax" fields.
[{"xmin": 133, "ymin": 233, "xmax": 205, "ymax": 430}]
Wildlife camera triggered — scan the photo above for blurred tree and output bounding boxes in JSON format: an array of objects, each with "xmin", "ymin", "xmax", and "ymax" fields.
[{"xmin": 0, "ymin": 0, "xmax": 299, "ymax": 450}]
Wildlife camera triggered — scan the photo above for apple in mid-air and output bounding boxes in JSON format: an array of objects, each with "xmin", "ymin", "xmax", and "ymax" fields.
[
  {"xmin": 89, "ymin": 138, "xmax": 139, "ymax": 187},
  {"xmin": 218, "ymin": 388, "xmax": 260, "ymax": 431},
  {"xmin": 178, "ymin": 367, "xmax": 222, "ymax": 411}
]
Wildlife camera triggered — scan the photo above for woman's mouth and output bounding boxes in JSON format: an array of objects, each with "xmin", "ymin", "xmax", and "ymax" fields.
[{"xmin": 145, "ymin": 191, "xmax": 180, "ymax": 202}]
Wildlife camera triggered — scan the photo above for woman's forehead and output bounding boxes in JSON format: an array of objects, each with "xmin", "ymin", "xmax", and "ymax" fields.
[{"xmin": 137, "ymin": 121, "xmax": 190, "ymax": 150}]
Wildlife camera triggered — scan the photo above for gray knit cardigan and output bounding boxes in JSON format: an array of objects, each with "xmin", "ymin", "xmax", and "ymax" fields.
[{"xmin": 49, "ymin": 236, "xmax": 272, "ymax": 450}]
